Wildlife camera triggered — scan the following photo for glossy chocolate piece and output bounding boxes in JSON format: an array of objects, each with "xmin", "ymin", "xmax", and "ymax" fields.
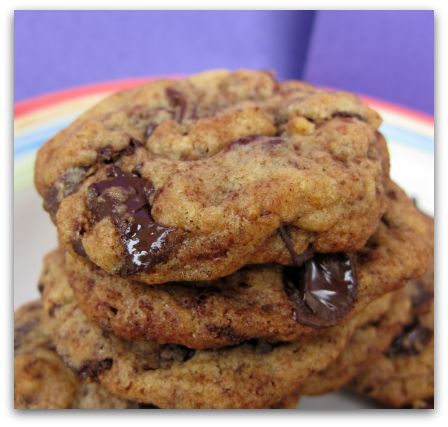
[
  {"xmin": 86, "ymin": 166, "xmax": 174, "ymax": 275},
  {"xmin": 283, "ymin": 253, "xmax": 357, "ymax": 328}
]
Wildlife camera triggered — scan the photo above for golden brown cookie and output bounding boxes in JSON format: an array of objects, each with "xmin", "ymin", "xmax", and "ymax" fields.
[
  {"xmin": 14, "ymin": 301, "xmax": 141, "ymax": 409},
  {"xmin": 40, "ymin": 251, "xmax": 351, "ymax": 409},
  {"xmin": 14, "ymin": 301, "xmax": 299, "ymax": 409},
  {"xmin": 64, "ymin": 182, "xmax": 430, "ymax": 348},
  {"xmin": 35, "ymin": 70, "xmax": 390, "ymax": 284},
  {"xmin": 301, "ymin": 288, "xmax": 411, "ymax": 395},
  {"xmin": 351, "ymin": 217, "xmax": 434, "ymax": 409}
]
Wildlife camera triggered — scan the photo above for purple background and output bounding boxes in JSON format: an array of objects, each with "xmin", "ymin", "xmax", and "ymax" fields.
[{"xmin": 14, "ymin": 10, "xmax": 434, "ymax": 114}]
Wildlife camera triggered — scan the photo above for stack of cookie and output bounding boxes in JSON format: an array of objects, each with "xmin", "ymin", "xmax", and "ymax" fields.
[{"xmin": 14, "ymin": 70, "xmax": 434, "ymax": 409}]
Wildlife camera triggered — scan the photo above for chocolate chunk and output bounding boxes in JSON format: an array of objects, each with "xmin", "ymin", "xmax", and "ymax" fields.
[
  {"xmin": 96, "ymin": 138, "xmax": 143, "ymax": 163},
  {"xmin": 48, "ymin": 303, "xmax": 63, "ymax": 318},
  {"xmin": 409, "ymin": 280, "xmax": 433, "ymax": 308},
  {"xmin": 37, "ymin": 282, "xmax": 45, "ymax": 294},
  {"xmin": 145, "ymin": 123, "xmax": 157, "ymax": 137},
  {"xmin": 206, "ymin": 325, "xmax": 242, "ymax": 344},
  {"xmin": 71, "ymin": 238, "xmax": 87, "ymax": 258},
  {"xmin": 423, "ymin": 397, "xmax": 434, "ymax": 409},
  {"xmin": 122, "ymin": 138, "xmax": 143, "ymax": 156},
  {"xmin": 233, "ymin": 135, "xmax": 260, "ymax": 146},
  {"xmin": 14, "ymin": 319, "xmax": 39, "ymax": 350},
  {"xmin": 87, "ymin": 166, "xmax": 175, "ymax": 275},
  {"xmin": 278, "ymin": 227, "xmax": 314, "ymax": 266},
  {"xmin": 77, "ymin": 358, "xmax": 113, "ymax": 380},
  {"xmin": 166, "ymin": 88, "xmax": 187, "ymax": 122},
  {"xmin": 96, "ymin": 146, "xmax": 114, "ymax": 163},
  {"xmin": 387, "ymin": 321, "xmax": 432, "ymax": 357},
  {"xmin": 43, "ymin": 186, "xmax": 60, "ymax": 219},
  {"xmin": 43, "ymin": 167, "xmax": 87, "ymax": 220},
  {"xmin": 138, "ymin": 403, "xmax": 159, "ymax": 409},
  {"xmin": 282, "ymin": 253, "xmax": 358, "ymax": 328},
  {"xmin": 159, "ymin": 344, "xmax": 195, "ymax": 368},
  {"xmin": 248, "ymin": 339, "xmax": 275, "ymax": 355},
  {"xmin": 332, "ymin": 112, "xmax": 364, "ymax": 121}
]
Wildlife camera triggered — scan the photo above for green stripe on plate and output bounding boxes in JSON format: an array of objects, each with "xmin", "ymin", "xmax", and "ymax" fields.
[{"xmin": 14, "ymin": 153, "xmax": 36, "ymax": 192}]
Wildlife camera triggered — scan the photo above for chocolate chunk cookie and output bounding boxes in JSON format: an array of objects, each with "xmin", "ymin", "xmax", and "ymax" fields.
[
  {"xmin": 63, "ymin": 181, "xmax": 430, "ymax": 348},
  {"xmin": 302, "ymin": 287, "xmax": 411, "ymax": 395},
  {"xmin": 35, "ymin": 70, "xmax": 390, "ymax": 284},
  {"xmin": 14, "ymin": 301, "xmax": 141, "ymax": 409},
  {"xmin": 14, "ymin": 301, "xmax": 299, "ymax": 409},
  {"xmin": 351, "ymin": 216, "xmax": 434, "ymax": 409},
  {"xmin": 40, "ymin": 252, "xmax": 351, "ymax": 409}
]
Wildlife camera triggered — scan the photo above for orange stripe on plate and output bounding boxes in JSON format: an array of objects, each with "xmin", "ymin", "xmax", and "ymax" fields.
[
  {"xmin": 14, "ymin": 77, "xmax": 177, "ymax": 118},
  {"xmin": 359, "ymin": 95, "xmax": 434, "ymax": 126}
]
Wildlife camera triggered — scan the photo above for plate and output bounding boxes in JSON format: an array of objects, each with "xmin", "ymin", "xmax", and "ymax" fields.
[{"xmin": 13, "ymin": 80, "xmax": 434, "ymax": 409}]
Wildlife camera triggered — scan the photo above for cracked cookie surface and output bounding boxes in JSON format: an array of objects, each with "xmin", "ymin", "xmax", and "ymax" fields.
[
  {"xmin": 63, "ymin": 181, "xmax": 430, "ymax": 349},
  {"xmin": 35, "ymin": 70, "xmax": 390, "ymax": 284},
  {"xmin": 40, "ymin": 252, "xmax": 350, "ymax": 409}
]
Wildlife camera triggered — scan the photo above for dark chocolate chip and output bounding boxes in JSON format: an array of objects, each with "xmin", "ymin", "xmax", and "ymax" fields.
[
  {"xmin": 14, "ymin": 319, "xmax": 39, "ymax": 350},
  {"xmin": 43, "ymin": 186, "xmax": 60, "ymax": 219},
  {"xmin": 137, "ymin": 403, "xmax": 160, "ymax": 409},
  {"xmin": 332, "ymin": 112, "xmax": 364, "ymax": 121},
  {"xmin": 37, "ymin": 282, "xmax": 45, "ymax": 294},
  {"xmin": 387, "ymin": 189, "xmax": 398, "ymax": 200},
  {"xmin": 72, "ymin": 238, "xmax": 87, "ymax": 258},
  {"xmin": 423, "ymin": 397, "xmax": 434, "ymax": 409},
  {"xmin": 166, "ymin": 88, "xmax": 187, "ymax": 122},
  {"xmin": 282, "ymin": 253, "xmax": 358, "ymax": 328},
  {"xmin": 248, "ymin": 339, "xmax": 275, "ymax": 355},
  {"xmin": 43, "ymin": 167, "xmax": 88, "ymax": 220},
  {"xmin": 97, "ymin": 146, "xmax": 114, "ymax": 163},
  {"xmin": 48, "ymin": 303, "xmax": 63, "ymax": 318},
  {"xmin": 96, "ymin": 138, "xmax": 143, "ymax": 164},
  {"xmin": 409, "ymin": 280, "xmax": 433, "ymax": 308},
  {"xmin": 77, "ymin": 358, "xmax": 113, "ymax": 380},
  {"xmin": 386, "ymin": 321, "xmax": 432, "ymax": 357},
  {"xmin": 206, "ymin": 325, "xmax": 242, "ymax": 344},
  {"xmin": 233, "ymin": 135, "xmax": 261, "ymax": 146},
  {"xmin": 278, "ymin": 227, "xmax": 314, "ymax": 266},
  {"xmin": 159, "ymin": 344, "xmax": 195, "ymax": 368},
  {"xmin": 121, "ymin": 138, "xmax": 143, "ymax": 156},
  {"xmin": 145, "ymin": 123, "xmax": 157, "ymax": 137},
  {"xmin": 86, "ymin": 166, "xmax": 175, "ymax": 275}
]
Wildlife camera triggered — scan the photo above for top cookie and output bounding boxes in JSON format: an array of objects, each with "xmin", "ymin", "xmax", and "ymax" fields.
[{"xmin": 35, "ymin": 70, "xmax": 388, "ymax": 284}]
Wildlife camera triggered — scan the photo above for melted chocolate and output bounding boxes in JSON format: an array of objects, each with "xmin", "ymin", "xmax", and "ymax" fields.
[
  {"xmin": 138, "ymin": 403, "xmax": 160, "ymax": 409},
  {"xmin": 332, "ymin": 112, "xmax": 364, "ymax": 121},
  {"xmin": 282, "ymin": 253, "xmax": 358, "ymax": 327},
  {"xmin": 409, "ymin": 280, "xmax": 433, "ymax": 308},
  {"xmin": 278, "ymin": 227, "xmax": 314, "ymax": 266},
  {"xmin": 43, "ymin": 167, "xmax": 87, "ymax": 220},
  {"xmin": 166, "ymin": 88, "xmax": 187, "ymax": 122},
  {"xmin": 159, "ymin": 344, "xmax": 195, "ymax": 368},
  {"xmin": 387, "ymin": 321, "xmax": 432, "ymax": 357},
  {"xmin": 86, "ymin": 166, "xmax": 174, "ymax": 275},
  {"xmin": 77, "ymin": 358, "xmax": 113, "ymax": 380}
]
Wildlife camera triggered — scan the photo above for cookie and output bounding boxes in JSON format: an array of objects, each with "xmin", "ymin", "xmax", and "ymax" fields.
[
  {"xmin": 40, "ymin": 252, "xmax": 351, "ymax": 409},
  {"xmin": 14, "ymin": 301, "xmax": 140, "ymax": 409},
  {"xmin": 35, "ymin": 70, "xmax": 390, "ymax": 284},
  {"xmin": 351, "ymin": 217, "xmax": 434, "ymax": 409},
  {"xmin": 301, "ymin": 287, "xmax": 411, "ymax": 395},
  {"xmin": 14, "ymin": 301, "xmax": 299, "ymax": 410},
  {"xmin": 63, "ymin": 181, "xmax": 430, "ymax": 349}
]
